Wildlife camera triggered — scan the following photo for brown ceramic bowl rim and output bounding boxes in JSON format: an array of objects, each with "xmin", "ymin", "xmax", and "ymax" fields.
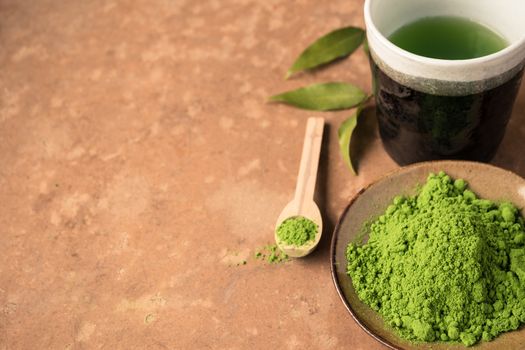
[{"xmin": 329, "ymin": 160, "xmax": 525, "ymax": 350}]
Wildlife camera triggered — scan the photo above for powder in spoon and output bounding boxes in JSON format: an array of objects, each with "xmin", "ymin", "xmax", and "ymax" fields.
[
  {"xmin": 277, "ymin": 216, "xmax": 318, "ymax": 246},
  {"xmin": 346, "ymin": 171, "xmax": 525, "ymax": 346}
]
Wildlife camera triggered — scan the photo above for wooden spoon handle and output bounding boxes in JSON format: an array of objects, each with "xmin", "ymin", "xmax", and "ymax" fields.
[{"xmin": 294, "ymin": 117, "xmax": 324, "ymax": 213}]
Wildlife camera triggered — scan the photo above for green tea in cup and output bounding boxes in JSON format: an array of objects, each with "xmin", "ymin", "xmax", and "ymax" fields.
[
  {"xmin": 364, "ymin": 0, "xmax": 525, "ymax": 165},
  {"xmin": 389, "ymin": 16, "xmax": 508, "ymax": 60}
]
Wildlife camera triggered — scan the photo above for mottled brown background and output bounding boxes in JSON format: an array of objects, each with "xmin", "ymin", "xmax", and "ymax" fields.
[{"xmin": 1, "ymin": 0, "xmax": 524, "ymax": 349}]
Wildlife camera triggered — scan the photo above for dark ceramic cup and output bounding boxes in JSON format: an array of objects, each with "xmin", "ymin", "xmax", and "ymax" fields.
[{"xmin": 364, "ymin": 0, "xmax": 525, "ymax": 165}]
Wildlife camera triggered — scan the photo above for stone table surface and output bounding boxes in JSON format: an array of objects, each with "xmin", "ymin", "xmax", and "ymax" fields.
[{"xmin": 1, "ymin": 0, "xmax": 524, "ymax": 349}]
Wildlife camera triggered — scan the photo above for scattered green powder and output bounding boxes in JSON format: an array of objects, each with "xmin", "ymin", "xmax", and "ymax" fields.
[
  {"xmin": 255, "ymin": 244, "xmax": 289, "ymax": 263},
  {"xmin": 277, "ymin": 216, "xmax": 318, "ymax": 246},
  {"xmin": 346, "ymin": 171, "xmax": 525, "ymax": 346}
]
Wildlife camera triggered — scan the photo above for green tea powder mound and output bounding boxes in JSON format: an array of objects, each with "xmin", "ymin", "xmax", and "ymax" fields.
[
  {"xmin": 346, "ymin": 172, "xmax": 525, "ymax": 346},
  {"xmin": 277, "ymin": 216, "xmax": 317, "ymax": 246}
]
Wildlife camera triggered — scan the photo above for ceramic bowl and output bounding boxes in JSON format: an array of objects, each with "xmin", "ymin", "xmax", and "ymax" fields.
[{"xmin": 330, "ymin": 160, "xmax": 525, "ymax": 349}]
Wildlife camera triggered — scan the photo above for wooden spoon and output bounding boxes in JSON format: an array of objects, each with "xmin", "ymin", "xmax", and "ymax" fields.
[{"xmin": 274, "ymin": 117, "xmax": 324, "ymax": 257}]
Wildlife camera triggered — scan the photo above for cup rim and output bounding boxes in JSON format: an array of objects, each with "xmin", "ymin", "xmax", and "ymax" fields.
[{"xmin": 364, "ymin": 0, "xmax": 525, "ymax": 67}]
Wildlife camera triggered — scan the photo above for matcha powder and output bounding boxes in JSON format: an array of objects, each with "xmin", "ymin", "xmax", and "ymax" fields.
[
  {"xmin": 277, "ymin": 216, "xmax": 318, "ymax": 246},
  {"xmin": 346, "ymin": 172, "xmax": 525, "ymax": 346}
]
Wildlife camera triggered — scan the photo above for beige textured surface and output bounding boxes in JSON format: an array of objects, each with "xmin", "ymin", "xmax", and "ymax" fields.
[{"xmin": 0, "ymin": 0, "xmax": 524, "ymax": 349}]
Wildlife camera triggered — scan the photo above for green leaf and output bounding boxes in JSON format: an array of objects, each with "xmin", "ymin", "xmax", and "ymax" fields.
[
  {"xmin": 286, "ymin": 26, "xmax": 365, "ymax": 79},
  {"xmin": 363, "ymin": 38, "xmax": 370, "ymax": 55},
  {"xmin": 338, "ymin": 106, "xmax": 363, "ymax": 175},
  {"xmin": 269, "ymin": 82, "xmax": 366, "ymax": 111}
]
